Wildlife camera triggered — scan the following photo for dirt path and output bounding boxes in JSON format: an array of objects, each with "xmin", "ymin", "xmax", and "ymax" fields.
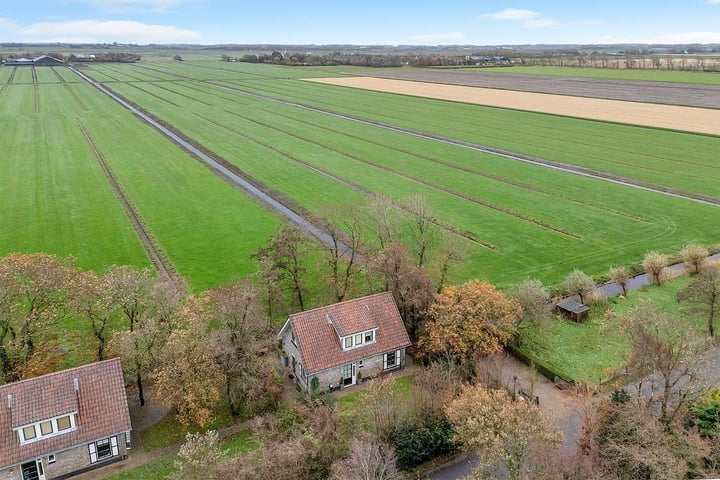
[
  {"xmin": 76, "ymin": 120, "xmax": 178, "ymax": 285},
  {"xmin": 308, "ymin": 77, "xmax": 720, "ymax": 137}
]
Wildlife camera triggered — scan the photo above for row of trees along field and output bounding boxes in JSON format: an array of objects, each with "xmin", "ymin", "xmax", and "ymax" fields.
[{"xmin": 1, "ymin": 192, "xmax": 719, "ymax": 478}]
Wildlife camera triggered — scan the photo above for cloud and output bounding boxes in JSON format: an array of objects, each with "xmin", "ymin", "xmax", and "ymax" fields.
[
  {"xmin": 70, "ymin": 0, "xmax": 189, "ymax": 13},
  {"xmin": 483, "ymin": 8, "xmax": 540, "ymax": 21},
  {"xmin": 704, "ymin": 0, "xmax": 720, "ymax": 4},
  {"xmin": 407, "ymin": 31, "xmax": 466, "ymax": 44},
  {"xmin": 17, "ymin": 20, "xmax": 200, "ymax": 43}
]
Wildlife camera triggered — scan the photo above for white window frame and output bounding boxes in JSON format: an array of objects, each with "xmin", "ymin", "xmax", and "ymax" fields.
[
  {"xmin": 341, "ymin": 329, "xmax": 378, "ymax": 351},
  {"xmin": 47, "ymin": 454, "xmax": 56, "ymax": 464},
  {"xmin": 383, "ymin": 350, "xmax": 401, "ymax": 370},
  {"xmin": 16, "ymin": 413, "xmax": 77, "ymax": 445}
]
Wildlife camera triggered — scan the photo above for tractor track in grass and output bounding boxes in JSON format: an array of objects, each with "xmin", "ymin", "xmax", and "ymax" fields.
[
  {"xmin": 31, "ymin": 67, "xmax": 39, "ymax": 113},
  {"xmin": 203, "ymin": 80, "xmax": 720, "ymax": 208},
  {"xmin": 194, "ymin": 112, "xmax": 496, "ymax": 249},
  {"xmin": 7, "ymin": 67, "xmax": 16, "ymax": 85},
  {"xmin": 262, "ymin": 107, "xmax": 650, "ymax": 224},
  {"xmin": 225, "ymin": 108, "xmax": 581, "ymax": 239},
  {"xmin": 52, "ymin": 67, "xmax": 88, "ymax": 111},
  {"xmin": 76, "ymin": 120, "xmax": 178, "ymax": 284},
  {"xmin": 69, "ymin": 66, "xmax": 357, "ymax": 257}
]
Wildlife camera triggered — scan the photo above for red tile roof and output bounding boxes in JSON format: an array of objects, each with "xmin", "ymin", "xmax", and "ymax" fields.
[
  {"xmin": 0, "ymin": 358, "xmax": 131, "ymax": 468},
  {"xmin": 287, "ymin": 292, "xmax": 411, "ymax": 374}
]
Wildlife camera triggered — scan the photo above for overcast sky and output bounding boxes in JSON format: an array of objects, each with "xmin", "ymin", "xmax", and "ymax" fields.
[{"xmin": 2, "ymin": 0, "xmax": 720, "ymax": 45}]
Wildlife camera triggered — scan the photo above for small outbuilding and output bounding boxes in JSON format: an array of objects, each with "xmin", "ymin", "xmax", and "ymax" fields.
[{"xmin": 556, "ymin": 299, "xmax": 589, "ymax": 323}]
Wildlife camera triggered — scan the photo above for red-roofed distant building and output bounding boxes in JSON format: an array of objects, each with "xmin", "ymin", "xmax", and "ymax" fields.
[
  {"xmin": 278, "ymin": 292, "xmax": 412, "ymax": 391},
  {"xmin": 0, "ymin": 358, "xmax": 131, "ymax": 480}
]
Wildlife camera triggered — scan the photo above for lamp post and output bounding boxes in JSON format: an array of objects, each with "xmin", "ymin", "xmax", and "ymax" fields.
[{"xmin": 513, "ymin": 375, "xmax": 518, "ymax": 398}]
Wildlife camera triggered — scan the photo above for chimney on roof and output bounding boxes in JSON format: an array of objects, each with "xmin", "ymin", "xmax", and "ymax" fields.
[
  {"xmin": 73, "ymin": 378, "xmax": 79, "ymax": 392},
  {"xmin": 327, "ymin": 314, "xmax": 333, "ymax": 325},
  {"xmin": 7, "ymin": 394, "xmax": 12, "ymax": 409}
]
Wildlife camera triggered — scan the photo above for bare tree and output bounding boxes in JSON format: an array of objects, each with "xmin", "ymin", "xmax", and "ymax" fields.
[
  {"xmin": 403, "ymin": 194, "xmax": 439, "ymax": 268},
  {"xmin": 624, "ymin": 301, "xmax": 708, "ymax": 423},
  {"xmin": 171, "ymin": 430, "xmax": 226, "ymax": 480},
  {"xmin": 680, "ymin": 244, "xmax": 709, "ymax": 275},
  {"xmin": 562, "ymin": 268, "xmax": 595, "ymax": 304},
  {"xmin": 511, "ymin": 279, "xmax": 550, "ymax": 324},
  {"xmin": 207, "ymin": 281, "xmax": 281, "ymax": 417},
  {"xmin": 435, "ymin": 233, "xmax": 467, "ymax": 294},
  {"xmin": 253, "ymin": 225, "xmax": 308, "ymax": 311},
  {"xmin": 642, "ymin": 251, "xmax": 669, "ymax": 285},
  {"xmin": 69, "ymin": 270, "xmax": 116, "ymax": 360},
  {"xmin": 330, "ymin": 435, "xmax": 402, "ymax": 480},
  {"xmin": 677, "ymin": 266, "xmax": 720, "ymax": 338},
  {"xmin": 609, "ymin": 266, "xmax": 631, "ymax": 297},
  {"xmin": 370, "ymin": 244, "xmax": 434, "ymax": 339},
  {"xmin": 317, "ymin": 204, "xmax": 365, "ymax": 302},
  {"xmin": 366, "ymin": 194, "xmax": 401, "ymax": 251}
]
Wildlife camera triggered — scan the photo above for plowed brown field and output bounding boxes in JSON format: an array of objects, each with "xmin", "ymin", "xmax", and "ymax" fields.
[{"xmin": 307, "ymin": 77, "xmax": 720, "ymax": 136}]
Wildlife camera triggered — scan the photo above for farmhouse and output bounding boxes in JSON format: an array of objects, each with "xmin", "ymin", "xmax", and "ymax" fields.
[
  {"xmin": 555, "ymin": 298, "xmax": 590, "ymax": 323},
  {"xmin": 3, "ymin": 55, "xmax": 65, "ymax": 67},
  {"xmin": 278, "ymin": 292, "xmax": 412, "ymax": 391},
  {"xmin": 0, "ymin": 358, "xmax": 132, "ymax": 480}
]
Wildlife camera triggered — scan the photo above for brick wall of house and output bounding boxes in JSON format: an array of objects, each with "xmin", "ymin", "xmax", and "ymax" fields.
[
  {"xmin": 309, "ymin": 349, "xmax": 406, "ymax": 393},
  {"xmin": 280, "ymin": 329, "xmax": 309, "ymax": 389},
  {"xmin": 0, "ymin": 434, "xmax": 129, "ymax": 480}
]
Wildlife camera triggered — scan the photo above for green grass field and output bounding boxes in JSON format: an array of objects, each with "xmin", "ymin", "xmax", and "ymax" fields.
[
  {"xmin": 0, "ymin": 69, "xmax": 281, "ymax": 291},
  {"xmin": 517, "ymin": 276, "xmax": 707, "ymax": 385},
  {"xmin": 478, "ymin": 65, "xmax": 720, "ymax": 85},
  {"xmin": 70, "ymin": 61, "xmax": 720, "ymax": 288}
]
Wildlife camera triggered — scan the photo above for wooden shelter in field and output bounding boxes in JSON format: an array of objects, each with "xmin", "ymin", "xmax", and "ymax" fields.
[{"xmin": 556, "ymin": 298, "xmax": 589, "ymax": 323}]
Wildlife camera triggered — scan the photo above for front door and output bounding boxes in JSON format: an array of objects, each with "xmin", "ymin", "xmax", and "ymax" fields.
[
  {"xmin": 342, "ymin": 363, "xmax": 356, "ymax": 386},
  {"xmin": 20, "ymin": 460, "xmax": 45, "ymax": 480}
]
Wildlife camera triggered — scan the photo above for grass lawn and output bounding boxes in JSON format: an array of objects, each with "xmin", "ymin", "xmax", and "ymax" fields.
[
  {"xmin": 107, "ymin": 430, "xmax": 254, "ymax": 480},
  {"xmin": 517, "ymin": 276, "xmax": 707, "ymax": 385},
  {"xmin": 338, "ymin": 374, "xmax": 413, "ymax": 415},
  {"xmin": 140, "ymin": 405, "xmax": 239, "ymax": 451}
]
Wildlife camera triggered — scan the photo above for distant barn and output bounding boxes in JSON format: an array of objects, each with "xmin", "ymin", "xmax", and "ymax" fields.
[
  {"xmin": 3, "ymin": 55, "xmax": 65, "ymax": 66},
  {"xmin": 556, "ymin": 299, "xmax": 589, "ymax": 322}
]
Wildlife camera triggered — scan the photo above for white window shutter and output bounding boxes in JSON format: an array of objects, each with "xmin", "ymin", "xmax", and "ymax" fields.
[
  {"xmin": 89, "ymin": 443, "xmax": 97, "ymax": 463},
  {"xmin": 383, "ymin": 353, "xmax": 388, "ymax": 370},
  {"xmin": 111, "ymin": 436, "xmax": 119, "ymax": 456}
]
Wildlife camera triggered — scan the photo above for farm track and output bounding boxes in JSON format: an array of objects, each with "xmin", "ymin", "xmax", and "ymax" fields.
[
  {"xmin": 358, "ymin": 69, "xmax": 720, "ymax": 109},
  {"xmin": 32, "ymin": 68, "xmax": 39, "ymax": 113},
  {"xmin": 7, "ymin": 67, "xmax": 16, "ymax": 85},
  {"xmin": 204, "ymin": 80, "xmax": 720, "ymax": 208},
  {"xmin": 69, "ymin": 66, "xmax": 356, "ymax": 257},
  {"xmin": 195, "ymin": 111, "xmax": 496, "ymax": 249},
  {"xmin": 52, "ymin": 67, "xmax": 88, "ymax": 111},
  {"xmin": 263, "ymin": 107, "xmax": 650, "ymax": 224},
  {"xmin": 226, "ymin": 108, "xmax": 580, "ymax": 239},
  {"xmin": 76, "ymin": 120, "xmax": 178, "ymax": 284}
]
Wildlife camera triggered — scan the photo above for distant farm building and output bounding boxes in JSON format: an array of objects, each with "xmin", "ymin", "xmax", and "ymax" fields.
[
  {"xmin": 556, "ymin": 299, "xmax": 589, "ymax": 323},
  {"xmin": 3, "ymin": 55, "xmax": 65, "ymax": 66}
]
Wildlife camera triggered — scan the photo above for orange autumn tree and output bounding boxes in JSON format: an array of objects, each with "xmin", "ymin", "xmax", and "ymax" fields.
[{"xmin": 418, "ymin": 280, "xmax": 521, "ymax": 365}]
